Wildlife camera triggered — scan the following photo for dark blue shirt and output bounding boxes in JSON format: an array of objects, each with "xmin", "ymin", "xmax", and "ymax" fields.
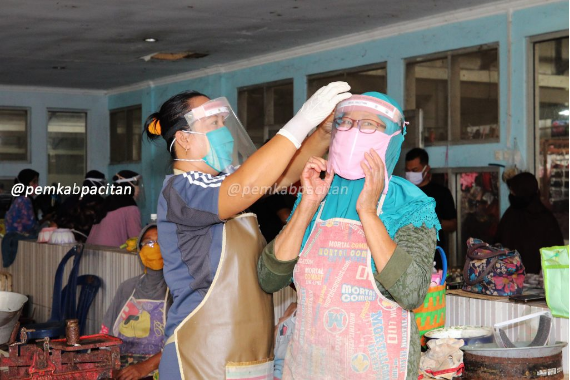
[{"xmin": 158, "ymin": 171, "xmax": 227, "ymax": 338}]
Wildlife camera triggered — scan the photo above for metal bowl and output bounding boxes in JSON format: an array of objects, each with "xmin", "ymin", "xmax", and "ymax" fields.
[
  {"xmin": 461, "ymin": 341, "xmax": 568, "ymax": 358},
  {"xmin": 425, "ymin": 326, "xmax": 495, "ymax": 346}
]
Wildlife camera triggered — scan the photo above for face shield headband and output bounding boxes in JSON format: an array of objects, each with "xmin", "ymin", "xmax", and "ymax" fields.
[
  {"xmin": 85, "ymin": 177, "xmax": 106, "ymax": 187},
  {"xmin": 335, "ymin": 95, "xmax": 405, "ymax": 130},
  {"xmin": 114, "ymin": 174, "xmax": 141, "ymax": 186},
  {"xmin": 114, "ymin": 174, "xmax": 144, "ymax": 202}
]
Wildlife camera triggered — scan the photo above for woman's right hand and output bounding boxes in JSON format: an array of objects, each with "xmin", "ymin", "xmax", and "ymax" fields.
[
  {"xmin": 277, "ymin": 82, "xmax": 351, "ymax": 148},
  {"xmin": 300, "ymin": 156, "xmax": 333, "ymax": 205}
]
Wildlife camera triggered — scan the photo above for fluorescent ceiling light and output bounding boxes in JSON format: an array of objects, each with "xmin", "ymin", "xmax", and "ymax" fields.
[{"xmin": 144, "ymin": 38, "xmax": 157, "ymax": 43}]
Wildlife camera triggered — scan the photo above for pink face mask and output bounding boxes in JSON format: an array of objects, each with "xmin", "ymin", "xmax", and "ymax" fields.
[{"xmin": 327, "ymin": 128, "xmax": 401, "ymax": 193}]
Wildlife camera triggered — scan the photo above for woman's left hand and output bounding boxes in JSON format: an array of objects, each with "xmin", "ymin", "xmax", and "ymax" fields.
[{"xmin": 356, "ymin": 149, "xmax": 385, "ymax": 215}]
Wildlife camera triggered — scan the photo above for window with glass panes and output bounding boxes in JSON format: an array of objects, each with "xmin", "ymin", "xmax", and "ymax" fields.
[
  {"xmin": 238, "ymin": 80, "xmax": 293, "ymax": 148},
  {"xmin": 406, "ymin": 46, "xmax": 499, "ymax": 145},
  {"xmin": 110, "ymin": 106, "xmax": 142, "ymax": 163}
]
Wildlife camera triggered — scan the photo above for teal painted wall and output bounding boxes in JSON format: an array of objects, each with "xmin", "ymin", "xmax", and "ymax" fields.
[
  {"xmin": 0, "ymin": 88, "xmax": 108, "ymax": 188},
  {"xmin": 108, "ymin": 1, "xmax": 567, "ymax": 224}
]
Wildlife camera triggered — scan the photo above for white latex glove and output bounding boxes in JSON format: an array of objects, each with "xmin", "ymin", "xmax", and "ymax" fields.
[{"xmin": 277, "ymin": 81, "xmax": 351, "ymax": 148}]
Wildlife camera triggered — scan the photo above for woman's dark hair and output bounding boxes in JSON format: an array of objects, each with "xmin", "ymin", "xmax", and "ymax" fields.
[
  {"xmin": 143, "ymin": 90, "xmax": 208, "ymax": 159},
  {"xmin": 15, "ymin": 168, "xmax": 39, "ymax": 186},
  {"xmin": 93, "ymin": 169, "xmax": 140, "ymax": 224}
]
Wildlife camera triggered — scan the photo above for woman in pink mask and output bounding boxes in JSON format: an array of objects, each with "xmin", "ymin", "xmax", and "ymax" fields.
[{"xmin": 258, "ymin": 92, "xmax": 440, "ymax": 379}]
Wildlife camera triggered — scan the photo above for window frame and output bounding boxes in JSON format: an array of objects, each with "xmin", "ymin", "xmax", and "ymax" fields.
[
  {"xmin": 0, "ymin": 106, "xmax": 31, "ymax": 163},
  {"xmin": 109, "ymin": 104, "xmax": 142, "ymax": 164},
  {"xmin": 237, "ymin": 79, "xmax": 294, "ymax": 146},
  {"xmin": 405, "ymin": 43, "xmax": 501, "ymax": 146},
  {"xmin": 306, "ymin": 62, "xmax": 387, "ymax": 98},
  {"xmin": 46, "ymin": 108, "xmax": 88, "ymax": 186},
  {"xmin": 527, "ymin": 30, "xmax": 569, "ymax": 176}
]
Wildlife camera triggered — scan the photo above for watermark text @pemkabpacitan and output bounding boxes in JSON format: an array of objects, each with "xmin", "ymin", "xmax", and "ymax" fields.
[{"xmin": 11, "ymin": 183, "xmax": 131, "ymax": 197}]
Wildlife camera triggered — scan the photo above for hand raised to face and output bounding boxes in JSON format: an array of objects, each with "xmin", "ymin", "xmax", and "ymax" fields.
[{"xmin": 356, "ymin": 149, "xmax": 385, "ymax": 215}]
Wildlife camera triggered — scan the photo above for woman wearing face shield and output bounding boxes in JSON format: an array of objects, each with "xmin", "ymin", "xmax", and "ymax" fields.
[
  {"xmin": 143, "ymin": 83, "xmax": 351, "ymax": 379},
  {"xmin": 257, "ymin": 93, "xmax": 440, "ymax": 379},
  {"xmin": 86, "ymin": 170, "xmax": 142, "ymax": 247}
]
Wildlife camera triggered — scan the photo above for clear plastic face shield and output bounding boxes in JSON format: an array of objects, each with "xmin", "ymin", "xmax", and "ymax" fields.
[
  {"xmin": 170, "ymin": 97, "xmax": 257, "ymax": 174},
  {"xmin": 332, "ymin": 95, "xmax": 404, "ymax": 135},
  {"xmin": 114, "ymin": 174, "xmax": 145, "ymax": 205},
  {"xmin": 328, "ymin": 95, "xmax": 406, "ymax": 189}
]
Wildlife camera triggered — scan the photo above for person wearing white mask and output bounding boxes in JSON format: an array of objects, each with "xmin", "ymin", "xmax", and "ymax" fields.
[{"xmin": 405, "ymin": 148, "xmax": 456, "ymax": 256}]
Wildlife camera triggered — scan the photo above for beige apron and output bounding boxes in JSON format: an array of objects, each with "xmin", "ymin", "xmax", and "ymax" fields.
[{"xmin": 170, "ymin": 213, "xmax": 274, "ymax": 379}]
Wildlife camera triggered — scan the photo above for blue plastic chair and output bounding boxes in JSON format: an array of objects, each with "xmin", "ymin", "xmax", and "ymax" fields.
[
  {"xmin": 22, "ymin": 244, "xmax": 84, "ymax": 340},
  {"xmin": 74, "ymin": 274, "xmax": 102, "ymax": 335}
]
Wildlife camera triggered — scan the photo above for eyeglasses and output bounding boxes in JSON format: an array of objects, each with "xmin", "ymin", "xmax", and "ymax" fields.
[
  {"xmin": 141, "ymin": 240, "xmax": 158, "ymax": 248},
  {"xmin": 333, "ymin": 117, "xmax": 386, "ymax": 134}
]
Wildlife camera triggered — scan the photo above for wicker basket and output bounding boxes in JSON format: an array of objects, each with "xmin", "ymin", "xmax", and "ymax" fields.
[{"xmin": 413, "ymin": 246, "xmax": 447, "ymax": 346}]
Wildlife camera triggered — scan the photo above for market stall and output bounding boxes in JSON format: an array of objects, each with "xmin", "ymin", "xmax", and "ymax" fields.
[
  {"xmin": 446, "ymin": 289, "xmax": 569, "ymax": 374},
  {"xmin": 3, "ymin": 241, "xmax": 142, "ymax": 335},
  {"xmin": 2, "ymin": 240, "xmax": 298, "ymax": 336}
]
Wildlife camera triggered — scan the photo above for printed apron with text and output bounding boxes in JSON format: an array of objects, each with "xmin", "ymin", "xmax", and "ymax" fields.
[
  {"xmin": 283, "ymin": 215, "xmax": 411, "ymax": 379},
  {"xmin": 112, "ymin": 282, "xmax": 169, "ymax": 362}
]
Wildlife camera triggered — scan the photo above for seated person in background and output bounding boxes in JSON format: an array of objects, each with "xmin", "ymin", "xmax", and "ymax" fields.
[
  {"xmin": 495, "ymin": 172, "xmax": 564, "ymax": 274},
  {"xmin": 248, "ymin": 139, "xmax": 298, "ymax": 242},
  {"xmin": 100, "ymin": 223, "xmax": 170, "ymax": 380},
  {"xmin": 87, "ymin": 170, "xmax": 141, "ymax": 247},
  {"xmin": 33, "ymin": 186, "xmax": 61, "ymax": 230},
  {"xmin": 56, "ymin": 170, "xmax": 106, "ymax": 240},
  {"xmin": 5, "ymin": 169, "xmax": 40, "ymax": 234},
  {"xmin": 249, "ymin": 192, "xmax": 296, "ymax": 242}
]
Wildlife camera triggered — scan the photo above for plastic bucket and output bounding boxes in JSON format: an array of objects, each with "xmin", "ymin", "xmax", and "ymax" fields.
[{"xmin": 0, "ymin": 291, "xmax": 28, "ymax": 345}]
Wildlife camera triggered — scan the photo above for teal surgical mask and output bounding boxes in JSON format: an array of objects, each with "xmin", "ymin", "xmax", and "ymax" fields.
[
  {"xmin": 203, "ymin": 126, "xmax": 234, "ymax": 173},
  {"xmin": 172, "ymin": 126, "xmax": 235, "ymax": 173}
]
